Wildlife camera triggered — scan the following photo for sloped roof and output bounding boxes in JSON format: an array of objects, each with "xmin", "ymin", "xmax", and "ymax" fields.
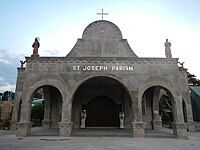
[{"xmin": 190, "ymin": 86, "xmax": 200, "ymax": 97}]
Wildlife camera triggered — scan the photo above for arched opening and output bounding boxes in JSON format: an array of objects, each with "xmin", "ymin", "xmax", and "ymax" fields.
[
  {"xmin": 72, "ymin": 76, "xmax": 133, "ymax": 129},
  {"xmin": 30, "ymin": 85, "xmax": 62, "ymax": 136},
  {"xmin": 141, "ymin": 86, "xmax": 174, "ymax": 134}
]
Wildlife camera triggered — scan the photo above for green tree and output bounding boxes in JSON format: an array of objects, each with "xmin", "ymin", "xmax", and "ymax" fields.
[
  {"xmin": 159, "ymin": 93, "xmax": 173, "ymax": 128},
  {"xmin": 187, "ymin": 72, "xmax": 200, "ymax": 86},
  {"xmin": 0, "ymin": 93, "xmax": 2, "ymax": 101},
  {"xmin": 31, "ymin": 103, "xmax": 44, "ymax": 126},
  {"xmin": 2, "ymin": 91, "xmax": 15, "ymax": 101}
]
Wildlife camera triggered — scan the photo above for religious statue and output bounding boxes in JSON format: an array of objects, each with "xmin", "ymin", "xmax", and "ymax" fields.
[
  {"xmin": 31, "ymin": 37, "xmax": 40, "ymax": 57},
  {"xmin": 80, "ymin": 110, "xmax": 87, "ymax": 129},
  {"xmin": 20, "ymin": 60, "xmax": 26, "ymax": 68},
  {"xmin": 164, "ymin": 39, "xmax": 172, "ymax": 58},
  {"xmin": 119, "ymin": 112, "xmax": 125, "ymax": 129}
]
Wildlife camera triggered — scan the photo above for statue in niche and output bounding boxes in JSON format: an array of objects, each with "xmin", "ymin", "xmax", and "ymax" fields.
[
  {"xmin": 80, "ymin": 110, "xmax": 87, "ymax": 129},
  {"xmin": 165, "ymin": 39, "xmax": 172, "ymax": 58},
  {"xmin": 31, "ymin": 37, "xmax": 40, "ymax": 57},
  {"xmin": 119, "ymin": 112, "xmax": 125, "ymax": 129}
]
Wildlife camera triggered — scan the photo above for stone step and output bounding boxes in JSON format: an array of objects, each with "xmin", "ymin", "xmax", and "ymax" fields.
[
  {"xmin": 71, "ymin": 128, "xmax": 133, "ymax": 137},
  {"xmin": 71, "ymin": 129, "xmax": 175, "ymax": 138},
  {"xmin": 72, "ymin": 133, "xmax": 175, "ymax": 138},
  {"xmin": 145, "ymin": 134, "xmax": 175, "ymax": 139},
  {"xmin": 195, "ymin": 122, "xmax": 200, "ymax": 131},
  {"xmin": 71, "ymin": 132, "xmax": 133, "ymax": 137}
]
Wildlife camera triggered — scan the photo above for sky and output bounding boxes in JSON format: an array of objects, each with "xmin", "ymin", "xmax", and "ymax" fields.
[{"xmin": 0, "ymin": 0, "xmax": 200, "ymax": 92}]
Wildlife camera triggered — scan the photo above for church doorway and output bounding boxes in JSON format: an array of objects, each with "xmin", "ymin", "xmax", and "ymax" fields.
[
  {"xmin": 72, "ymin": 76, "xmax": 133, "ymax": 129},
  {"xmin": 83, "ymin": 95, "xmax": 120, "ymax": 127}
]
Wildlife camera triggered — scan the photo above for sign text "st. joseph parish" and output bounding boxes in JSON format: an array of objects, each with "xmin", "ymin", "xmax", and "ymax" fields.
[{"xmin": 72, "ymin": 65, "xmax": 134, "ymax": 71}]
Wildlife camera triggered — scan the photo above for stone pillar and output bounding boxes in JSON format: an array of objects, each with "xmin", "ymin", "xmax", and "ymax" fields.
[
  {"xmin": 187, "ymin": 120, "xmax": 195, "ymax": 132},
  {"xmin": 172, "ymin": 92, "xmax": 188, "ymax": 139},
  {"xmin": 16, "ymin": 94, "xmax": 32, "ymax": 137},
  {"xmin": 17, "ymin": 122, "xmax": 33, "ymax": 137},
  {"xmin": 179, "ymin": 68, "xmax": 195, "ymax": 132},
  {"xmin": 59, "ymin": 121, "xmax": 72, "ymax": 137},
  {"xmin": 184, "ymin": 93, "xmax": 195, "ymax": 132},
  {"xmin": 132, "ymin": 121, "xmax": 145, "ymax": 138},
  {"xmin": 59, "ymin": 97, "xmax": 72, "ymax": 137},
  {"xmin": 10, "ymin": 68, "xmax": 25, "ymax": 130},
  {"xmin": 132, "ymin": 91, "xmax": 145, "ymax": 138},
  {"xmin": 42, "ymin": 86, "xmax": 51, "ymax": 129},
  {"xmin": 152, "ymin": 111, "xmax": 162, "ymax": 130},
  {"xmin": 10, "ymin": 94, "xmax": 21, "ymax": 130},
  {"xmin": 152, "ymin": 87, "xmax": 162, "ymax": 130},
  {"xmin": 124, "ymin": 92, "xmax": 133, "ymax": 129}
]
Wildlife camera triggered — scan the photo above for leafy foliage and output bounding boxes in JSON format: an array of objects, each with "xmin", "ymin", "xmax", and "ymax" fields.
[
  {"xmin": 31, "ymin": 103, "xmax": 44, "ymax": 126},
  {"xmin": 188, "ymin": 72, "xmax": 200, "ymax": 86},
  {"xmin": 159, "ymin": 93, "xmax": 173, "ymax": 128},
  {"xmin": 1, "ymin": 91, "xmax": 15, "ymax": 101}
]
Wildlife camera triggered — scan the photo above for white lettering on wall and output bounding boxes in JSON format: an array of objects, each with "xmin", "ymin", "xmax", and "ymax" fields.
[{"xmin": 72, "ymin": 65, "xmax": 134, "ymax": 71}]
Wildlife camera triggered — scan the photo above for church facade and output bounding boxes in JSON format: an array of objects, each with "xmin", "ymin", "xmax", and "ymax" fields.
[{"xmin": 11, "ymin": 20, "xmax": 195, "ymax": 139}]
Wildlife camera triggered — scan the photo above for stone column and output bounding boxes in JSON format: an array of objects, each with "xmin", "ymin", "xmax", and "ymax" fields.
[
  {"xmin": 10, "ymin": 68, "xmax": 25, "ymax": 130},
  {"xmin": 10, "ymin": 93, "xmax": 22, "ymax": 130},
  {"xmin": 124, "ymin": 92, "xmax": 133, "ymax": 129},
  {"xmin": 16, "ymin": 94, "xmax": 32, "ymax": 137},
  {"xmin": 172, "ymin": 92, "xmax": 188, "ymax": 139},
  {"xmin": 178, "ymin": 68, "xmax": 195, "ymax": 132},
  {"xmin": 152, "ymin": 87, "xmax": 162, "ymax": 130},
  {"xmin": 42, "ymin": 87, "xmax": 51, "ymax": 129},
  {"xmin": 152, "ymin": 111, "xmax": 162, "ymax": 130},
  {"xmin": 59, "ymin": 96, "xmax": 72, "ymax": 137},
  {"xmin": 132, "ymin": 91, "xmax": 145, "ymax": 138},
  {"xmin": 184, "ymin": 93, "xmax": 195, "ymax": 132}
]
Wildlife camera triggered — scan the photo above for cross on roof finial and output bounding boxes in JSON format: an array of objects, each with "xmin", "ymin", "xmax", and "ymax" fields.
[{"xmin": 97, "ymin": 9, "xmax": 108, "ymax": 20}]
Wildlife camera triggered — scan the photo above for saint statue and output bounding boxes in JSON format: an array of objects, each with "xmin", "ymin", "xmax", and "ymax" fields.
[
  {"xmin": 80, "ymin": 110, "xmax": 87, "ymax": 129},
  {"xmin": 164, "ymin": 39, "xmax": 172, "ymax": 58},
  {"xmin": 31, "ymin": 37, "xmax": 40, "ymax": 57},
  {"xmin": 119, "ymin": 112, "xmax": 125, "ymax": 129}
]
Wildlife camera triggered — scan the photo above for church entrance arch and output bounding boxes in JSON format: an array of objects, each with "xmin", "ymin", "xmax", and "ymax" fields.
[
  {"xmin": 29, "ymin": 85, "xmax": 62, "ymax": 136},
  {"xmin": 141, "ymin": 86, "xmax": 174, "ymax": 130},
  {"xmin": 72, "ymin": 76, "xmax": 133, "ymax": 129}
]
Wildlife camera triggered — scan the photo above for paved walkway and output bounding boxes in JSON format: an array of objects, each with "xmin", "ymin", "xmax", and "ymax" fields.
[{"xmin": 0, "ymin": 129, "xmax": 200, "ymax": 150}]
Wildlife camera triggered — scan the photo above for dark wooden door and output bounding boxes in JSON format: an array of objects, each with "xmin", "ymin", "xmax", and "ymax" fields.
[{"xmin": 85, "ymin": 96, "xmax": 120, "ymax": 127}]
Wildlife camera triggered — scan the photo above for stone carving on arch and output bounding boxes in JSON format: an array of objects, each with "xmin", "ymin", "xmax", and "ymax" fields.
[
  {"xmin": 26, "ymin": 76, "xmax": 68, "ymax": 102},
  {"xmin": 70, "ymin": 74, "xmax": 134, "ymax": 104},
  {"xmin": 138, "ymin": 76, "xmax": 176, "ymax": 102}
]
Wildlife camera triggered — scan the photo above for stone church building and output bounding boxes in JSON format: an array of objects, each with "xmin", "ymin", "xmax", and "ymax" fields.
[{"xmin": 11, "ymin": 19, "xmax": 195, "ymax": 139}]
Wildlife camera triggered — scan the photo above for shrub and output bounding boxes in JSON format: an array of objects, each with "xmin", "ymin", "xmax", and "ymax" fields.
[{"xmin": 31, "ymin": 103, "xmax": 44, "ymax": 126}]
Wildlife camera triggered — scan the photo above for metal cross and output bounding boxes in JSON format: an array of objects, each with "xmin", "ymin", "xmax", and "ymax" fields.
[{"xmin": 97, "ymin": 9, "xmax": 108, "ymax": 20}]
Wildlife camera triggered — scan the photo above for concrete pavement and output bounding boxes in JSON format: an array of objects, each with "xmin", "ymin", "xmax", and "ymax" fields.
[{"xmin": 0, "ymin": 130, "xmax": 200, "ymax": 150}]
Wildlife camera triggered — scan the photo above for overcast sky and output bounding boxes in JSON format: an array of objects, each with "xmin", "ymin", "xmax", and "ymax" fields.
[{"xmin": 0, "ymin": 0, "xmax": 200, "ymax": 92}]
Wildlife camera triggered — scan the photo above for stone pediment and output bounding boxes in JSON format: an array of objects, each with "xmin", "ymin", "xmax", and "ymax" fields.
[{"xmin": 66, "ymin": 20, "xmax": 138, "ymax": 58}]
